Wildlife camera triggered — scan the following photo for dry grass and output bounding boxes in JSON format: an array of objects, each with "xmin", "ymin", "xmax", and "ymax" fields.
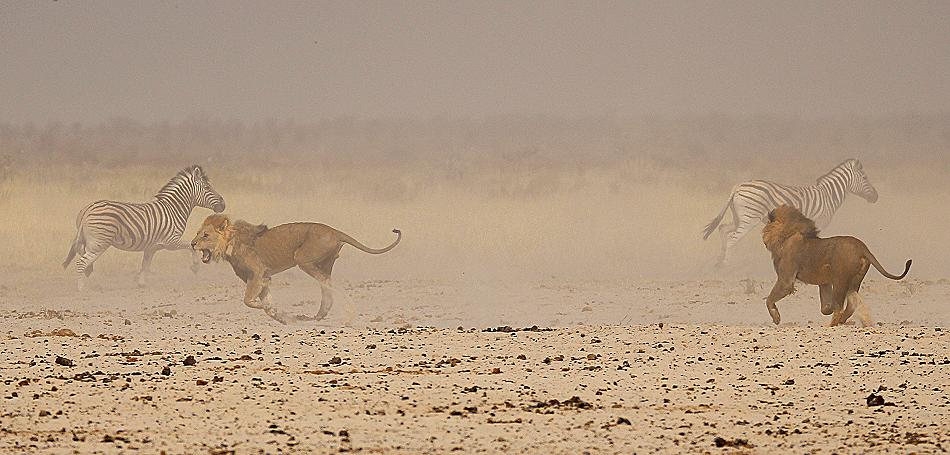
[{"xmin": 1, "ymin": 160, "xmax": 946, "ymax": 282}]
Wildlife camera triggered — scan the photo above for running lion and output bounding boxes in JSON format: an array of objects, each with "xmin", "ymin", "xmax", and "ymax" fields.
[
  {"xmin": 191, "ymin": 214, "xmax": 401, "ymax": 324},
  {"xmin": 761, "ymin": 205, "xmax": 911, "ymax": 326}
]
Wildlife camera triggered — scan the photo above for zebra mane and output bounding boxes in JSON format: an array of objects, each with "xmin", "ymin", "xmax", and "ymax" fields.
[
  {"xmin": 815, "ymin": 159, "xmax": 857, "ymax": 184},
  {"xmin": 155, "ymin": 165, "xmax": 206, "ymax": 198}
]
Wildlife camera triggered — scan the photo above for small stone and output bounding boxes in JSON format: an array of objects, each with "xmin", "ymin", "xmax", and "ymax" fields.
[
  {"xmin": 183, "ymin": 355, "xmax": 197, "ymax": 366},
  {"xmin": 54, "ymin": 356, "xmax": 74, "ymax": 367},
  {"xmin": 329, "ymin": 356, "xmax": 342, "ymax": 365},
  {"xmin": 161, "ymin": 366, "xmax": 172, "ymax": 376},
  {"xmin": 123, "ymin": 319, "xmax": 132, "ymax": 326}
]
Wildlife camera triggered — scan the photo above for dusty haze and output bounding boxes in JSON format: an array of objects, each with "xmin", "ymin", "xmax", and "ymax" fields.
[
  {"xmin": 2, "ymin": 1, "xmax": 950, "ymax": 122},
  {"xmin": 2, "ymin": 4, "xmax": 950, "ymax": 453},
  {"xmin": 1, "ymin": 1, "xmax": 948, "ymax": 282}
]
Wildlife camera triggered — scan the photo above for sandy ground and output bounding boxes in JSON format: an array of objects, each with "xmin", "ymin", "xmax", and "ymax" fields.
[{"xmin": 1, "ymin": 267, "xmax": 949, "ymax": 454}]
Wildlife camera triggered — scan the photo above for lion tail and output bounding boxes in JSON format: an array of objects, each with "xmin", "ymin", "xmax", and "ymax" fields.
[
  {"xmin": 864, "ymin": 247, "xmax": 912, "ymax": 280},
  {"xmin": 338, "ymin": 229, "xmax": 402, "ymax": 255},
  {"xmin": 703, "ymin": 188, "xmax": 736, "ymax": 240}
]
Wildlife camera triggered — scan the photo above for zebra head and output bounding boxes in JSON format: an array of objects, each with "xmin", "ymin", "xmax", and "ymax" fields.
[
  {"xmin": 843, "ymin": 159, "xmax": 878, "ymax": 203},
  {"xmin": 186, "ymin": 165, "xmax": 226, "ymax": 212}
]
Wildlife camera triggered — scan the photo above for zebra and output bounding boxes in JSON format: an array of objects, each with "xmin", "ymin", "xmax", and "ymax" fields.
[
  {"xmin": 63, "ymin": 165, "xmax": 226, "ymax": 290},
  {"xmin": 703, "ymin": 158, "xmax": 878, "ymax": 265}
]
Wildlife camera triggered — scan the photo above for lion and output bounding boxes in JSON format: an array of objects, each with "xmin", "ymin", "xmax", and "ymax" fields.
[
  {"xmin": 191, "ymin": 214, "xmax": 401, "ymax": 324},
  {"xmin": 761, "ymin": 205, "xmax": 911, "ymax": 327}
]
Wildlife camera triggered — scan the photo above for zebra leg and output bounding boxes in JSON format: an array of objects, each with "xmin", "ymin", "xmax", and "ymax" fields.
[
  {"xmin": 189, "ymin": 249, "xmax": 201, "ymax": 274},
  {"xmin": 722, "ymin": 216, "xmax": 759, "ymax": 265},
  {"xmin": 75, "ymin": 246, "xmax": 109, "ymax": 292},
  {"xmin": 165, "ymin": 241, "xmax": 202, "ymax": 274},
  {"xmin": 715, "ymin": 222, "xmax": 736, "ymax": 265},
  {"xmin": 137, "ymin": 247, "xmax": 159, "ymax": 287}
]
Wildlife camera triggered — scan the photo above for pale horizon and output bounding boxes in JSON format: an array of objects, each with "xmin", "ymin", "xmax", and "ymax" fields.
[{"xmin": 2, "ymin": 1, "xmax": 949, "ymax": 124}]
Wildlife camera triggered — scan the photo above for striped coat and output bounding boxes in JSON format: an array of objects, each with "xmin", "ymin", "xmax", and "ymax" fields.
[
  {"xmin": 703, "ymin": 159, "xmax": 878, "ymax": 265},
  {"xmin": 63, "ymin": 165, "xmax": 225, "ymax": 290}
]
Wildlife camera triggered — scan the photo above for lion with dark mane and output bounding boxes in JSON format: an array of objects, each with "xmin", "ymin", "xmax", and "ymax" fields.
[
  {"xmin": 191, "ymin": 214, "xmax": 401, "ymax": 324},
  {"xmin": 761, "ymin": 205, "xmax": 911, "ymax": 326}
]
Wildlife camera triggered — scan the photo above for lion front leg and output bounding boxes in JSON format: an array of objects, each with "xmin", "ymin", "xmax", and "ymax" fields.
[
  {"xmin": 244, "ymin": 278, "xmax": 289, "ymax": 325},
  {"xmin": 765, "ymin": 276, "xmax": 795, "ymax": 325},
  {"xmin": 819, "ymin": 284, "xmax": 836, "ymax": 315},
  {"xmin": 244, "ymin": 276, "xmax": 274, "ymax": 309}
]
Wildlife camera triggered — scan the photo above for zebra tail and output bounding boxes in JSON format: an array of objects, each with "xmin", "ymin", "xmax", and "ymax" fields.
[
  {"xmin": 702, "ymin": 194, "xmax": 733, "ymax": 240},
  {"xmin": 62, "ymin": 231, "xmax": 84, "ymax": 269}
]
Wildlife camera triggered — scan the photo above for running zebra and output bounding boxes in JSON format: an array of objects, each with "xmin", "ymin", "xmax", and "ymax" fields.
[
  {"xmin": 703, "ymin": 158, "xmax": 878, "ymax": 265},
  {"xmin": 63, "ymin": 165, "xmax": 226, "ymax": 290}
]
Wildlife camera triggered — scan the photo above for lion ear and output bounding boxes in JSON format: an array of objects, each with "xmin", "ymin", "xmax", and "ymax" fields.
[
  {"xmin": 216, "ymin": 218, "xmax": 230, "ymax": 233},
  {"xmin": 766, "ymin": 210, "xmax": 776, "ymax": 223}
]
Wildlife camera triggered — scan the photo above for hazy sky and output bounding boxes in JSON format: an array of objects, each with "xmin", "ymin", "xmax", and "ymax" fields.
[{"xmin": 2, "ymin": 1, "xmax": 949, "ymax": 123}]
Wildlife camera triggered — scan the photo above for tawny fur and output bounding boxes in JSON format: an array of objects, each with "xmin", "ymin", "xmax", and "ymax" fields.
[
  {"xmin": 761, "ymin": 205, "xmax": 911, "ymax": 326},
  {"xmin": 192, "ymin": 214, "xmax": 400, "ymax": 324}
]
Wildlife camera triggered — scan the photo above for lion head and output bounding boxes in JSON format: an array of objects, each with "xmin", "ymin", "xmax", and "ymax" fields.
[
  {"xmin": 762, "ymin": 205, "xmax": 819, "ymax": 253},
  {"xmin": 191, "ymin": 214, "xmax": 267, "ymax": 263}
]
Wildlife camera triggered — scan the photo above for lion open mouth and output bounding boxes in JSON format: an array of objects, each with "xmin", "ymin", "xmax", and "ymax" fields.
[{"xmin": 200, "ymin": 249, "xmax": 212, "ymax": 263}]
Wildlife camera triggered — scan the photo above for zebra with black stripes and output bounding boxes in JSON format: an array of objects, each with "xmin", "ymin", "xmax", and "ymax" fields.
[
  {"xmin": 63, "ymin": 165, "xmax": 226, "ymax": 290},
  {"xmin": 703, "ymin": 158, "xmax": 878, "ymax": 265}
]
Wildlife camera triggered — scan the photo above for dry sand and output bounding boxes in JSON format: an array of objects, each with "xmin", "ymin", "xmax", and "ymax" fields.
[{"xmin": 1, "ymin": 267, "xmax": 948, "ymax": 454}]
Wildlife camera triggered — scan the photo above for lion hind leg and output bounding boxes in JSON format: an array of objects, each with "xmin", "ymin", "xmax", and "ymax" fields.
[
  {"xmin": 828, "ymin": 283, "xmax": 850, "ymax": 317},
  {"xmin": 831, "ymin": 292, "xmax": 863, "ymax": 327},
  {"xmin": 851, "ymin": 292, "xmax": 873, "ymax": 327},
  {"xmin": 298, "ymin": 262, "xmax": 335, "ymax": 321}
]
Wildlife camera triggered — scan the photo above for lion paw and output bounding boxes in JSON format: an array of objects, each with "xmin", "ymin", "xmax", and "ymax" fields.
[
  {"xmin": 769, "ymin": 311, "xmax": 781, "ymax": 325},
  {"xmin": 264, "ymin": 308, "xmax": 290, "ymax": 325}
]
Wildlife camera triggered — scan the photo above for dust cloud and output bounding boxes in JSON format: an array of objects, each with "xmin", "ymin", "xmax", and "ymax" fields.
[
  {"xmin": 1, "ymin": 115, "xmax": 947, "ymax": 283},
  {"xmin": 3, "ymin": 4, "xmax": 950, "ymax": 452}
]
